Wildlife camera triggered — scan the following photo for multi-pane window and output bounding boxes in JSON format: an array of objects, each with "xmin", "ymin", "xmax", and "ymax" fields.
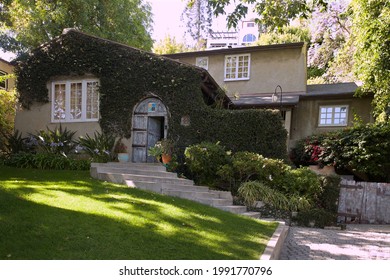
[
  {"xmin": 319, "ymin": 105, "xmax": 348, "ymax": 126},
  {"xmin": 52, "ymin": 79, "xmax": 99, "ymax": 122},
  {"xmin": 196, "ymin": 57, "xmax": 209, "ymax": 70},
  {"xmin": 0, "ymin": 71, "xmax": 7, "ymax": 90},
  {"xmin": 224, "ymin": 54, "xmax": 250, "ymax": 81}
]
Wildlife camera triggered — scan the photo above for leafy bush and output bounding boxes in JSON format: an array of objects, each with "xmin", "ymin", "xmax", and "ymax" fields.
[
  {"xmin": 77, "ymin": 131, "xmax": 115, "ymax": 163},
  {"xmin": 238, "ymin": 181, "xmax": 312, "ymax": 212},
  {"xmin": 292, "ymin": 208, "xmax": 337, "ymax": 228},
  {"xmin": 32, "ymin": 125, "xmax": 77, "ymax": 155},
  {"xmin": 317, "ymin": 175, "xmax": 341, "ymax": 213},
  {"xmin": 184, "ymin": 142, "xmax": 231, "ymax": 187},
  {"xmin": 5, "ymin": 152, "xmax": 90, "ymax": 170},
  {"xmin": 0, "ymin": 77, "xmax": 16, "ymax": 155}
]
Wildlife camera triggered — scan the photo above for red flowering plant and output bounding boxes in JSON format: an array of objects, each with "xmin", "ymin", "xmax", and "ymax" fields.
[{"xmin": 290, "ymin": 135, "xmax": 328, "ymax": 167}]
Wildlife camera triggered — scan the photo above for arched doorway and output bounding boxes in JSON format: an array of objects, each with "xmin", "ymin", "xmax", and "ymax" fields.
[{"xmin": 132, "ymin": 98, "xmax": 168, "ymax": 163}]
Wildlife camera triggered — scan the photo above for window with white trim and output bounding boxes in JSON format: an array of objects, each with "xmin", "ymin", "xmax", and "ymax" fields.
[
  {"xmin": 52, "ymin": 79, "xmax": 99, "ymax": 122},
  {"xmin": 196, "ymin": 57, "xmax": 208, "ymax": 70},
  {"xmin": 224, "ymin": 54, "xmax": 250, "ymax": 81},
  {"xmin": 0, "ymin": 71, "xmax": 7, "ymax": 90},
  {"xmin": 319, "ymin": 105, "xmax": 348, "ymax": 126}
]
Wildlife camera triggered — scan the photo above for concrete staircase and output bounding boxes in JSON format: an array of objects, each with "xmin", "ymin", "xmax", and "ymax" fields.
[{"xmin": 90, "ymin": 162, "xmax": 260, "ymax": 218}]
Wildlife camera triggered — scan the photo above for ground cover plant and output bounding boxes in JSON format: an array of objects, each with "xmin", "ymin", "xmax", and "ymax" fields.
[{"xmin": 0, "ymin": 166, "xmax": 277, "ymax": 260}]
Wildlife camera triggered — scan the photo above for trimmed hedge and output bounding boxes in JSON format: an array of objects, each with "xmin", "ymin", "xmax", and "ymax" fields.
[{"xmin": 15, "ymin": 30, "xmax": 287, "ymax": 160}]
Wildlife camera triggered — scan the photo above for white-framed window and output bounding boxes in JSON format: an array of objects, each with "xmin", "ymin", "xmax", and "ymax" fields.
[
  {"xmin": 0, "ymin": 70, "xmax": 8, "ymax": 90},
  {"xmin": 319, "ymin": 105, "xmax": 348, "ymax": 126},
  {"xmin": 196, "ymin": 57, "xmax": 209, "ymax": 70},
  {"xmin": 51, "ymin": 79, "xmax": 99, "ymax": 122},
  {"xmin": 224, "ymin": 54, "xmax": 250, "ymax": 81}
]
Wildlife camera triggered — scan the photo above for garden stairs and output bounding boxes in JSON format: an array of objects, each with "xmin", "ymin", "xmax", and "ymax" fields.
[{"xmin": 90, "ymin": 162, "xmax": 260, "ymax": 219}]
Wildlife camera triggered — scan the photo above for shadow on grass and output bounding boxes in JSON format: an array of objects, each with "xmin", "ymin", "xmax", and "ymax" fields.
[{"xmin": 0, "ymin": 167, "xmax": 277, "ymax": 260}]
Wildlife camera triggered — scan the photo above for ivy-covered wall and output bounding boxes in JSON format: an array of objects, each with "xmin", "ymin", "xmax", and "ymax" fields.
[{"xmin": 15, "ymin": 29, "xmax": 287, "ymax": 159}]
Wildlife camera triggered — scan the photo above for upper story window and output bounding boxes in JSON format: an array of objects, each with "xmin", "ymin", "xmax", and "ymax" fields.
[
  {"xmin": 224, "ymin": 54, "xmax": 250, "ymax": 81},
  {"xmin": 196, "ymin": 57, "xmax": 209, "ymax": 70},
  {"xmin": 51, "ymin": 79, "xmax": 99, "ymax": 123},
  {"xmin": 247, "ymin": 22, "xmax": 255, "ymax": 28},
  {"xmin": 319, "ymin": 105, "xmax": 348, "ymax": 127},
  {"xmin": 242, "ymin": 34, "xmax": 256, "ymax": 44},
  {"xmin": 0, "ymin": 71, "xmax": 8, "ymax": 90}
]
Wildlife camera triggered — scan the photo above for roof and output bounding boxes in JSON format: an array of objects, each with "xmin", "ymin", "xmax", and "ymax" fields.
[
  {"xmin": 232, "ymin": 82, "xmax": 361, "ymax": 109},
  {"xmin": 45, "ymin": 29, "xmax": 232, "ymax": 107},
  {"xmin": 164, "ymin": 42, "xmax": 305, "ymax": 59}
]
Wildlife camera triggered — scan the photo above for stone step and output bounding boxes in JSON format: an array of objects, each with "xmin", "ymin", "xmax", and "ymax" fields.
[
  {"xmin": 92, "ymin": 162, "xmax": 167, "ymax": 172},
  {"xmin": 216, "ymin": 205, "xmax": 249, "ymax": 214},
  {"xmin": 241, "ymin": 212, "xmax": 261, "ymax": 219},
  {"xmin": 94, "ymin": 166, "xmax": 179, "ymax": 178},
  {"xmin": 126, "ymin": 180, "xmax": 208, "ymax": 193},
  {"xmin": 195, "ymin": 198, "xmax": 234, "ymax": 207},
  {"xmin": 99, "ymin": 172, "xmax": 194, "ymax": 186}
]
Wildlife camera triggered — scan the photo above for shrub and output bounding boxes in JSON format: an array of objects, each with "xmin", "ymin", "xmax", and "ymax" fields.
[
  {"xmin": 5, "ymin": 152, "xmax": 90, "ymax": 170},
  {"xmin": 292, "ymin": 208, "xmax": 337, "ymax": 228},
  {"xmin": 32, "ymin": 125, "xmax": 77, "ymax": 155},
  {"xmin": 238, "ymin": 181, "xmax": 312, "ymax": 212},
  {"xmin": 77, "ymin": 131, "xmax": 115, "ymax": 163},
  {"xmin": 317, "ymin": 175, "xmax": 341, "ymax": 213},
  {"xmin": 184, "ymin": 142, "xmax": 231, "ymax": 187}
]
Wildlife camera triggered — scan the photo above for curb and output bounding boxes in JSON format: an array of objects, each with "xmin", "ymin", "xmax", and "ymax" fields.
[{"xmin": 260, "ymin": 221, "xmax": 289, "ymax": 260}]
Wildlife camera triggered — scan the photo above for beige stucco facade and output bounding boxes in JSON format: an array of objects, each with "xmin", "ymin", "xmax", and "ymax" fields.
[
  {"xmin": 165, "ymin": 43, "xmax": 307, "ymax": 98},
  {"xmin": 289, "ymin": 95, "xmax": 374, "ymax": 147}
]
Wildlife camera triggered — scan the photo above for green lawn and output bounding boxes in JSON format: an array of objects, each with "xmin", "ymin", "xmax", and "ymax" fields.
[{"xmin": 0, "ymin": 166, "xmax": 277, "ymax": 260}]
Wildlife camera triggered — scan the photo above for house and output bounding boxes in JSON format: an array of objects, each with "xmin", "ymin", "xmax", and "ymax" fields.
[
  {"xmin": 164, "ymin": 45, "xmax": 373, "ymax": 149},
  {"xmin": 0, "ymin": 57, "xmax": 15, "ymax": 91},
  {"xmin": 14, "ymin": 29, "xmax": 287, "ymax": 162}
]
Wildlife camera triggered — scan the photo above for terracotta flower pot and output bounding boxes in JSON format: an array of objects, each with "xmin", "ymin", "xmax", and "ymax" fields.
[{"xmin": 162, "ymin": 154, "xmax": 172, "ymax": 164}]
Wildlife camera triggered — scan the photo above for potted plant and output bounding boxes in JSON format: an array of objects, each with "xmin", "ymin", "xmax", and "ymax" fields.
[
  {"xmin": 160, "ymin": 138, "xmax": 174, "ymax": 164},
  {"xmin": 148, "ymin": 142, "xmax": 163, "ymax": 162},
  {"xmin": 114, "ymin": 139, "xmax": 128, "ymax": 162}
]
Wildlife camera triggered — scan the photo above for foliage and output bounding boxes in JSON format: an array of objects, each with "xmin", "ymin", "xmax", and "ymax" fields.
[
  {"xmin": 207, "ymin": 0, "xmax": 327, "ymax": 31},
  {"xmin": 317, "ymin": 175, "xmax": 341, "ymax": 213},
  {"xmin": 292, "ymin": 208, "xmax": 337, "ymax": 228},
  {"xmin": 5, "ymin": 152, "xmax": 90, "ymax": 170},
  {"xmin": 3, "ymin": 130, "xmax": 33, "ymax": 155},
  {"xmin": 254, "ymin": 26, "xmax": 310, "ymax": 46},
  {"xmin": 307, "ymin": 0, "xmax": 353, "ymax": 83},
  {"xmin": 15, "ymin": 29, "xmax": 287, "ymax": 161},
  {"xmin": 351, "ymin": 0, "xmax": 390, "ymax": 121},
  {"xmin": 0, "ymin": 75, "xmax": 16, "ymax": 154},
  {"xmin": 182, "ymin": 0, "xmax": 212, "ymax": 49},
  {"xmin": 152, "ymin": 35, "xmax": 191, "ymax": 54},
  {"xmin": 77, "ymin": 131, "xmax": 115, "ymax": 163},
  {"xmin": 32, "ymin": 125, "xmax": 77, "ymax": 155},
  {"xmin": 0, "ymin": 0, "xmax": 153, "ymax": 54},
  {"xmin": 238, "ymin": 181, "xmax": 312, "ymax": 212},
  {"xmin": 148, "ymin": 143, "xmax": 163, "ymax": 162},
  {"xmin": 184, "ymin": 142, "xmax": 231, "ymax": 187}
]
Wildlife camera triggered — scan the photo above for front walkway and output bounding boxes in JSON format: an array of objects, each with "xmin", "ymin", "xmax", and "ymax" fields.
[{"xmin": 279, "ymin": 224, "xmax": 390, "ymax": 260}]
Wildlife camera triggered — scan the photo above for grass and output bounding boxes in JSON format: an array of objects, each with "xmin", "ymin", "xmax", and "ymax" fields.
[{"xmin": 0, "ymin": 166, "xmax": 278, "ymax": 260}]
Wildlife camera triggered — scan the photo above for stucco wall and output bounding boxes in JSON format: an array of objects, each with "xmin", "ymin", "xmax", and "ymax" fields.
[
  {"xmin": 289, "ymin": 96, "xmax": 374, "ymax": 147},
  {"xmin": 174, "ymin": 46, "xmax": 306, "ymax": 98},
  {"xmin": 14, "ymin": 102, "xmax": 102, "ymax": 139}
]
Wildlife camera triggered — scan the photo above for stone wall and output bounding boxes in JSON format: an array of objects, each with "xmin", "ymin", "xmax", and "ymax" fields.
[{"xmin": 338, "ymin": 179, "xmax": 390, "ymax": 224}]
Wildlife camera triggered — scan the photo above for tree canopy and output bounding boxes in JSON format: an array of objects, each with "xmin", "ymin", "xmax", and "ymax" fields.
[
  {"xmin": 0, "ymin": 0, "xmax": 153, "ymax": 54},
  {"xmin": 152, "ymin": 35, "xmax": 191, "ymax": 54}
]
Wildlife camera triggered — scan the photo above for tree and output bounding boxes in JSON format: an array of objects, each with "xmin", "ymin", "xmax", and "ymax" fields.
[
  {"xmin": 351, "ymin": 0, "xmax": 390, "ymax": 121},
  {"xmin": 152, "ymin": 35, "xmax": 191, "ymax": 54},
  {"xmin": 0, "ymin": 0, "xmax": 153, "ymax": 54},
  {"xmin": 206, "ymin": 0, "xmax": 327, "ymax": 31},
  {"xmin": 307, "ymin": 0, "xmax": 353, "ymax": 83},
  {"xmin": 182, "ymin": 0, "xmax": 213, "ymax": 49},
  {"xmin": 254, "ymin": 26, "xmax": 310, "ymax": 46}
]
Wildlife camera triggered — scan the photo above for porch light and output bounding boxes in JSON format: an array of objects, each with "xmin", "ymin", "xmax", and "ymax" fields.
[{"xmin": 272, "ymin": 85, "xmax": 283, "ymax": 111}]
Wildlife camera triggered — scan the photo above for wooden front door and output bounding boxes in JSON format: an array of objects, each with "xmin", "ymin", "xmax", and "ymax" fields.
[{"xmin": 132, "ymin": 98, "xmax": 168, "ymax": 163}]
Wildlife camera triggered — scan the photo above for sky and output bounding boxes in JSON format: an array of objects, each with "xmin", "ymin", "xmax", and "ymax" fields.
[{"xmin": 0, "ymin": 0, "xmax": 235, "ymax": 61}]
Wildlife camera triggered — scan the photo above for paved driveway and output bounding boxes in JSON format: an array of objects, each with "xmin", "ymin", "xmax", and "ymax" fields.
[{"xmin": 279, "ymin": 225, "xmax": 390, "ymax": 260}]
